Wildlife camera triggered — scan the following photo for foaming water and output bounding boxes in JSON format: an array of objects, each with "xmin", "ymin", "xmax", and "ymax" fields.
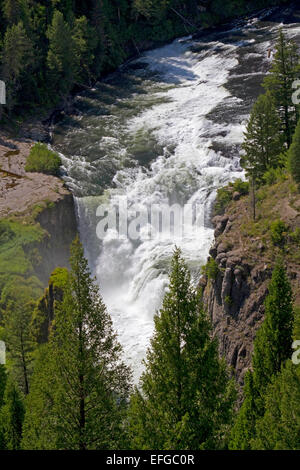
[{"xmin": 52, "ymin": 8, "xmax": 300, "ymax": 382}]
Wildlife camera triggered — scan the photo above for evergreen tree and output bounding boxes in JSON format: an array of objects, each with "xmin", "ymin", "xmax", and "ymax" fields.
[
  {"xmin": 0, "ymin": 365, "xmax": 6, "ymax": 409},
  {"xmin": 129, "ymin": 248, "xmax": 236, "ymax": 450},
  {"xmin": 2, "ymin": 293, "xmax": 36, "ymax": 396},
  {"xmin": 252, "ymin": 260, "xmax": 294, "ymax": 393},
  {"xmin": 229, "ymin": 260, "xmax": 294, "ymax": 449},
  {"xmin": 228, "ymin": 371, "xmax": 260, "ymax": 450},
  {"xmin": 0, "ymin": 377, "xmax": 25, "ymax": 450},
  {"xmin": 46, "ymin": 10, "xmax": 76, "ymax": 98},
  {"xmin": 72, "ymin": 16, "xmax": 97, "ymax": 86},
  {"xmin": 241, "ymin": 92, "xmax": 282, "ymax": 220},
  {"xmin": 241, "ymin": 92, "xmax": 283, "ymax": 181},
  {"xmin": 263, "ymin": 29, "xmax": 300, "ymax": 148},
  {"xmin": 1, "ymin": 21, "xmax": 33, "ymax": 112},
  {"xmin": 253, "ymin": 360, "xmax": 300, "ymax": 450},
  {"xmin": 288, "ymin": 117, "xmax": 300, "ymax": 187},
  {"xmin": 22, "ymin": 238, "xmax": 132, "ymax": 450},
  {"xmin": 2, "ymin": 0, "xmax": 24, "ymax": 26}
]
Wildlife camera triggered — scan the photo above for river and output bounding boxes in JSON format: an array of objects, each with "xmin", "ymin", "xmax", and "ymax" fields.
[{"xmin": 52, "ymin": 4, "xmax": 300, "ymax": 382}]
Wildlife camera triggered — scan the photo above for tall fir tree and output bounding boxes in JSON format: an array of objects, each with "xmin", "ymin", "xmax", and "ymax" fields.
[
  {"xmin": 22, "ymin": 238, "xmax": 132, "ymax": 450},
  {"xmin": 229, "ymin": 260, "xmax": 294, "ymax": 449},
  {"xmin": 263, "ymin": 29, "xmax": 300, "ymax": 148},
  {"xmin": 129, "ymin": 248, "xmax": 236, "ymax": 450},
  {"xmin": 241, "ymin": 91, "xmax": 283, "ymax": 181},
  {"xmin": 46, "ymin": 9, "xmax": 76, "ymax": 98},
  {"xmin": 0, "ymin": 377, "xmax": 25, "ymax": 450},
  {"xmin": 1, "ymin": 20, "xmax": 33, "ymax": 113},
  {"xmin": 253, "ymin": 360, "xmax": 300, "ymax": 450},
  {"xmin": 2, "ymin": 292, "xmax": 36, "ymax": 396}
]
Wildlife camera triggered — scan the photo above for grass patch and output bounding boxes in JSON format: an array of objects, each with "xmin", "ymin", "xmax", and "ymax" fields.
[{"xmin": 25, "ymin": 143, "xmax": 62, "ymax": 176}]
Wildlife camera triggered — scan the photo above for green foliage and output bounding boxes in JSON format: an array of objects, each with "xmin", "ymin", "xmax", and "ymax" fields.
[
  {"xmin": 263, "ymin": 166, "xmax": 287, "ymax": 186},
  {"xmin": 1, "ymin": 287, "xmax": 37, "ymax": 395},
  {"xmin": 241, "ymin": 92, "xmax": 283, "ymax": 183},
  {"xmin": 214, "ymin": 179, "xmax": 249, "ymax": 215},
  {"xmin": 25, "ymin": 143, "xmax": 62, "ymax": 176},
  {"xmin": 263, "ymin": 29, "xmax": 300, "ymax": 148},
  {"xmin": 0, "ymin": 0, "xmax": 286, "ymax": 119},
  {"xmin": 0, "ymin": 376, "xmax": 25, "ymax": 450},
  {"xmin": 288, "ymin": 118, "xmax": 300, "ymax": 188},
  {"xmin": 129, "ymin": 248, "xmax": 236, "ymax": 450},
  {"xmin": 202, "ymin": 257, "xmax": 220, "ymax": 281},
  {"xmin": 22, "ymin": 237, "xmax": 132, "ymax": 450},
  {"xmin": 253, "ymin": 360, "xmax": 300, "ymax": 449},
  {"xmin": 1, "ymin": 20, "xmax": 33, "ymax": 112},
  {"xmin": 270, "ymin": 219, "xmax": 289, "ymax": 247},
  {"xmin": 46, "ymin": 10, "xmax": 77, "ymax": 98},
  {"xmin": 0, "ymin": 219, "xmax": 44, "ymax": 299},
  {"xmin": 229, "ymin": 261, "xmax": 294, "ymax": 449}
]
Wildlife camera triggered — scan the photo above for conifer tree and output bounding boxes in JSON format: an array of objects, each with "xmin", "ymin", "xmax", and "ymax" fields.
[
  {"xmin": 253, "ymin": 360, "xmax": 300, "ymax": 450},
  {"xmin": 0, "ymin": 366, "xmax": 6, "ymax": 409},
  {"xmin": 22, "ymin": 238, "xmax": 132, "ymax": 450},
  {"xmin": 2, "ymin": 293, "xmax": 36, "ymax": 396},
  {"xmin": 129, "ymin": 248, "xmax": 236, "ymax": 450},
  {"xmin": 0, "ymin": 377, "xmax": 25, "ymax": 450},
  {"xmin": 1, "ymin": 21, "xmax": 33, "ymax": 112},
  {"xmin": 252, "ymin": 260, "xmax": 294, "ymax": 393},
  {"xmin": 46, "ymin": 10, "xmax": 76, "ymax": 98},
  {"xmin": 263, "ymin": 29, "xmax": 300, "ymax": 148},
  {"xmin": 229, "ymin": 260, "xmax": 294, "ymax": 449},
  {"xmin": 241, "ymin": 91, "xmax": 283, "ymax": 181},
  {"xmin": 228, "ymin": 371, "xmax": 259, "ymax": 450},
  {"xmin": 241, "ymin": 92, "xmax": 282, "ymax": 219},
  {"xmin": 288, "ymin": 117, "xmax": 300, "ymax": 187}
]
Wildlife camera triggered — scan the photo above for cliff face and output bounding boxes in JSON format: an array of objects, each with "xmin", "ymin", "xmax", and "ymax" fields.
[
  {"xmin": 0, "ymin": 133, "xmax": 77, "ymax": 297},
  {"xmin": 201, "ymin": 178, "xmax": 300, "ymax": 386},
  {"xmin": 35, "ymin": 195, "xmax": 77, "ymax": 284}
]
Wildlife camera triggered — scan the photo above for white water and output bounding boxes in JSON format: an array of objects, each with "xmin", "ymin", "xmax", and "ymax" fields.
[{"xmin": 53, "ymin": 8, "xmax": 300, "ymax": 382}]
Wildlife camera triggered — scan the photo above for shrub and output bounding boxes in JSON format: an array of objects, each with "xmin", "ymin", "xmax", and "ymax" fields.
[
  {"xmin": 270, "ymin": 219, "xmax": 289, "ymax": 247},
  {"xmin": 263, "ymin": 167, "xmax": 287, "ymax": 186},
  {"xmin": 214, "ymin": 179, "xmax": 249, "ymax": 215},
  {"xmin": 202, "ymin": 257, "xmax": 219, "ymax": 281},
  {"xmin": 232, "ymin": 178, "xmax": 249, "ymax": 196},
  {"xmin": 25, "ymin": 143, "xmax": 62, "ymax": 176}
]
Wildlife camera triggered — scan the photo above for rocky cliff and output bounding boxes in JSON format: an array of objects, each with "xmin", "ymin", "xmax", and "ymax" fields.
[
  {"xmin": 201, "ymin": 178, "xmax": 300, "ymax": 386},
  {"xmin": 0, "ymin": 132, "xmax": 77, "ymax": 298}
]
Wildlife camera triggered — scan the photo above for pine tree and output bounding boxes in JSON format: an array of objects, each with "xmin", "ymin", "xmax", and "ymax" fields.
[
  {"xmin": 241, "ymin": 92, "xmax": 283, "ymax": 220},
  {"xmin": 46, "ymin": 10, "xmax": 76, "ymax": 98},
  {"xmin": 1, "ymin": 21, "xmax": 33, "ymax": 112},
  {"xmin": 228, "ymin": 371, "xmax": 260, "ymax": 450},
  {"xmin": 0, "ymin": 366, "xmax": 6, "ymax": 409},
  {"xmin": 72, "ymin": 16, "xmax": 97, "ymax": 86},
  {"xmin": 22, "ymin": 238, "xmax": 132, "ymax": 450},
  {"xmin": 2, "ymin": 293, "xmax": 36, "ymax": 396},
  {"xmin": 263, "ymin": 29, "xmax": 300, "ymax": 148},
  {"xmin": 288, "ymin": 117, "xmax": 300, "ymax": 187},
  {"xmin": 252, "ymin": 260, "xmax": 294, "ymax": 393},
  {"xmin": 241, "ymin": 92, "xmax": 283, "ymax": 181},
  {"xmin": 229, "ymin": 260, "xmax": 294, "ymax": 449},
  {"xmin": 253, "ymin": 360, "xmax": 300, "ymax": 450},
  {"xmin": 129, "ymin": 248, "xmax": 236, "ymax": 450},
  {"xmin": 0, "ymin": 377, "xmax": 25, "ymax": 450}
]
